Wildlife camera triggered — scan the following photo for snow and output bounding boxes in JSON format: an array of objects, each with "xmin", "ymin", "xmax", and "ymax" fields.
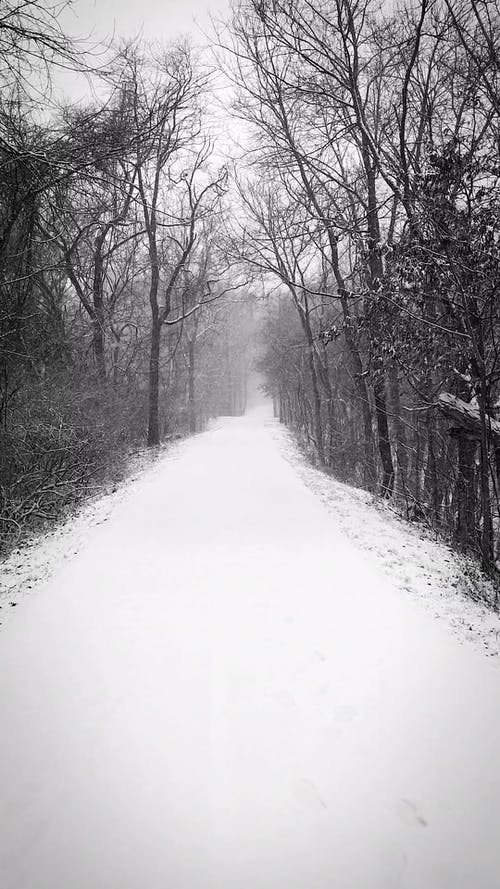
[
  {"xmin": 1, "ymin": 403, "xmax": 500, "ymax": 888},
  {"xmin": 282, "ymin": 430, "xmax": 500, "ymax": 661},
  {"xmin": 0, "ymin": 443, "xmax": 185, "ymax": 631}
]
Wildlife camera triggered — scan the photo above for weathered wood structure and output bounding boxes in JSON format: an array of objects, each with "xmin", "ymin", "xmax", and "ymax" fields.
[
  {"xmin": 437, "ymin": 393, "xmax": 500, "ymax": 444},
  {"xmin": 436, "ymin": 393, "xmax": 500, "ymax": 559}
]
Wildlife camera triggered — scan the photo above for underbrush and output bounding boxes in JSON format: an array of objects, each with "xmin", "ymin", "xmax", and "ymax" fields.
[{"xmin": 0, "ymin": 377, "xmax": 148, "ymax": 554}]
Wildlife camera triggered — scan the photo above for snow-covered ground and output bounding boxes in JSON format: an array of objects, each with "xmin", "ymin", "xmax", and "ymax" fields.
[
  {"xmin": 281, "ymin": 429, "xmax": 500, "ymax": 662},
  {"xmin": 1, "ymin": 404, "xmax": 500, "ymax": 888},
  {"xmin": 0, "ymin": 442, "xmax": 186, "ymax": 631}
]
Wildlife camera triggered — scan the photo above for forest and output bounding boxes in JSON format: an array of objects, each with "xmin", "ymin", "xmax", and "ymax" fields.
[{"xmin": 2, "ymin": 0, "xmax": 500, "ymax": 582}]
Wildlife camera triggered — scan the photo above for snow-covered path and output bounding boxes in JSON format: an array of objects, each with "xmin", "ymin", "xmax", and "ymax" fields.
[{"xmin": 1, "ymin": 406, "xmax": 500, "ymax": 889}]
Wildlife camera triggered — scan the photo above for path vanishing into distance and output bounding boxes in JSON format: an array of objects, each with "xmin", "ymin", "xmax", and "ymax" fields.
[{"xmin": 1, "ymin": 401, "xmax": 500, "ymax": 889}]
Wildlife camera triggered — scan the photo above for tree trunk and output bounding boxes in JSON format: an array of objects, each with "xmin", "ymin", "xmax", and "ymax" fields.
[
  {"xmin": 388, "ymin": 362, "xmax": 408, "ymax": 496},
  {"xmin": 455, "ymin": 434, "xmax": 476, "ymax": 551},
  {"xmin": 374, "ymin": 379, "xmax": 394, "ymax": 496},
  {"xmin": 363, "ymin": 143, "xmax": 395, "ymax": 495},
  {"xmin": 317, "ymin": 339, "xmax": 337, "ymax": 470},
  {"xmin": 296, "ymin": 301, "xmax": 325, "ymax": 465},
  {"xmin": 335, "ymin": 284, "xmax": 376, "ymax": 488},
  {"xmin": 92, "ymin": 313, "xmax": 106, "ymax": 383},
  {"xmin": 424, "ymin": 409, "xmax": 440, "ymax": 523},
  {"xmin": 413, "ymin": 414, "xmax": 423, "ymax": 510},
  {"xmin": 308, "ymin": 346, "xmax": 324, "ymax": 464},
  {"xmin": 188, "ymin": 338, "xmax": 196, "ymax": 434},
  {"xmin": 112, "ymin": 342, "xmax": 120, "ymax": 387},
  {"xmin": 92, "ymin": 236, "xmax": 107, "ymax": 383},
  {"xmin": 477, "ymin": 385, "xmax": 494, "ymax": 572},
  {"xmin": 272, "ymin": 116, "xmax": 374, "ymax": 482},
  {"xmin": 146, "ymin": 222, "xmax": 161, "ymax": 447},
  {"xmin": 148, "ymin": 318, "xmax": 161, "ymax": 446}
]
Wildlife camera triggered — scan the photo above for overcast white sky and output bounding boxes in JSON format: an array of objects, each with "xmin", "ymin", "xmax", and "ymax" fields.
[
  {"xmin": 54, "ymin": 0, "xmax": 233, "ymax": 104},
  {"xmin": 61, "ymin": 0, "xmax": 231, "ymax": 45}
]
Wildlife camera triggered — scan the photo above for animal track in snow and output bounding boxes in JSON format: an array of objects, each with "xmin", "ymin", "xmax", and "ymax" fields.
[{"xmin": 294, "ymin": 778, "xmax": 328, "ymax": 811}]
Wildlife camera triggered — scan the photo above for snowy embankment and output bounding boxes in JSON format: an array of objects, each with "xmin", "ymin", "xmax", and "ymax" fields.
[
  {"xmin": 2, "ymin": 417, "xmax": 500, "ymax": 661},
  {"xmin": 0, "ymin": 438, "xmax": 188, "ymax": 631},
  {"xmin": 280, "ymin": 427, "xmax": 500, "ymax": 663},
  {"xmin": 1, "ymin": 406, "xmax": 500, "ymax": 889}
]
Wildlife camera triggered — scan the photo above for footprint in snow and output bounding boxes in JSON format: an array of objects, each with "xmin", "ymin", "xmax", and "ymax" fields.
[
  {"xmin": 294, "ymin": 778, "xmax": 328, "ymax": 811},
  {"xmin": 397, "ymin": 798, "xmax": 428, "ymax": 828},
  {"xmin": 273, "ymin": 689, "xmax": 296, "ymax": 709},
  {"xmin": 333, "ymin": 704, "xmax": 357, "ymax": 723}
]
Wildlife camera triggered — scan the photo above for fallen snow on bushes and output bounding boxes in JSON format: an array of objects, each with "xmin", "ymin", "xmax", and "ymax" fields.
[
  {"xmin": 280, "ymin": 427, "xmax": 500, "ymax": 662},
  {"xmin": 0, "ymin": 439, "xmax": 189, "ymax": 632}
]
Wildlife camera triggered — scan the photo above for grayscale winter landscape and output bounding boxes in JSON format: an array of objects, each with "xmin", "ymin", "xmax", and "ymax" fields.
[{"xmin": 2, "ymin": 1, "xmax": 500, "ymax": 888}]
